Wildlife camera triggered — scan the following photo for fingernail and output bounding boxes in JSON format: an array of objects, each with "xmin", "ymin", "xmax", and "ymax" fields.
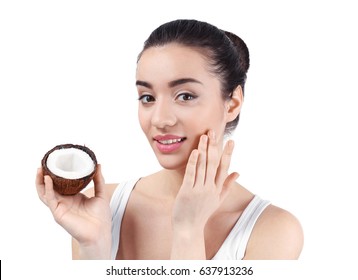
[{"xmin": 201, "ymin": 134, "xmax": 208, "ymax": 143}]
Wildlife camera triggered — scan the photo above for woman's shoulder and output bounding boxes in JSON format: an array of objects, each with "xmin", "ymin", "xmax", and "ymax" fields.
[
  {"xmin": 83, "ymin": 176, "xmax": 144, "ymax": 202},
  {"xmin": 244, "ymin": 204, "xmax": 304, "ymax": 259},
  {"xmin": 83, "ymin": 173, "xmax": 154, "ymax": 205},
  {"xmin": 82, "ymin": 183, "xmax": 119, "ymax": 202}
]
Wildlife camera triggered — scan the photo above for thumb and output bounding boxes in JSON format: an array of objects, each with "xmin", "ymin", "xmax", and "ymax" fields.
[{"xmin": 93, "ymin": 164, "xmax": 106, "ymax": 199}]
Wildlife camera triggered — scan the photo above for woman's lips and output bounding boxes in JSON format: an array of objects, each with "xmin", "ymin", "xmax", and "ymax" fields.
[{"xmin": 153, "ymin": 135, "xmax": 186, "ymax": 153}]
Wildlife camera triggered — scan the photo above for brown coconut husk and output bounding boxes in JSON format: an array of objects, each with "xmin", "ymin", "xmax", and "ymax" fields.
[{"xmin": 41, "ymin": 144, "xmax": 98, "ymax": 195}]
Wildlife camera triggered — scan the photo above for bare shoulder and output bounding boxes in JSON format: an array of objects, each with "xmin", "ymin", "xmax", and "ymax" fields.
[{"xmin": 244, "ymin": 204, "xmax": 304, "ymax": 260}]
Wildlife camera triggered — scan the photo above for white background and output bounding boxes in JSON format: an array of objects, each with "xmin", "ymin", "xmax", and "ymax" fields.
[{"xmin": 1, "ymin": 0, "xmax": 357, "ymax": 278}]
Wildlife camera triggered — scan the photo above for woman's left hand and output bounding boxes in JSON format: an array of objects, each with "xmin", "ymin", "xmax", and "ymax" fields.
[{"xmin": 172, "ymin": 130, "xmax": 239, "ymax": 233}]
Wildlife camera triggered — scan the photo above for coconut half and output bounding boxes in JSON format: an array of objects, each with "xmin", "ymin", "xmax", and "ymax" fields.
[{"xmin": 41, "ymin": 144, "xmax": 97, "ymax": 195}]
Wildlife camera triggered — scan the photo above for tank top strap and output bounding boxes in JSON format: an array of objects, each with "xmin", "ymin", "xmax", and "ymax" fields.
[
  {"xmin": 212, "ymin": 195, "xmax": 271, "ymax": 260},
  {"xmin": 235, "ymin": 195, "xmax": 271, "ymax": 258},
  {"xmin": 109, "ymin": 178, "xmax": 140, "ymax": 259}
]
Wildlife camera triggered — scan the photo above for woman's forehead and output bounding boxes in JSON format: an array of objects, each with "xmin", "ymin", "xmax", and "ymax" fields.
[{"xmin": 136, "ymin": 44, "xmax": 214, "ymax": 83}]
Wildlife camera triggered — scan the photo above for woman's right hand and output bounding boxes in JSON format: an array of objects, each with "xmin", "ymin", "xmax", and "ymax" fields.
[{"xmin": 35, "ymin": 164, "xmax": 112, "ymax": 259}]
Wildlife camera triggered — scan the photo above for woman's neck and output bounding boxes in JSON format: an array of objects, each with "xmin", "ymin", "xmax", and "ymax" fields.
[{"xmin": 156, "ymin": 168, "xmax": 186, "ymax": 198}]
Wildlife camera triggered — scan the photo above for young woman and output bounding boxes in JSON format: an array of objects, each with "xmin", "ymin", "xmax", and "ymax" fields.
[{"xmin": 36, "ymin": 19, "xmax": 304, "ymax": 260}]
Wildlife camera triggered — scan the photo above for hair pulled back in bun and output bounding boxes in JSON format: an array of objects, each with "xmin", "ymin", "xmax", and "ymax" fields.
[
  {"xmin": 138, "ymin": 19, "xmax": 250, "ymax": 134},
  {"xmin": 223, "ymin": 30, "xmax": 250, "ymax": 86}
]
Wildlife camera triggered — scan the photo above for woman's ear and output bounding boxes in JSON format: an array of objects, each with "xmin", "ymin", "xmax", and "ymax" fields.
[{"xmin": 225, "ymin": 85, "xmax": 244, "ymax": 122}]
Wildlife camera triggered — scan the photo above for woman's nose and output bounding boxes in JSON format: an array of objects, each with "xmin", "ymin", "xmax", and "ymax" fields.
[{"xmin": 151, "ymin": 100, "xmax": 177, "ymax": 129}]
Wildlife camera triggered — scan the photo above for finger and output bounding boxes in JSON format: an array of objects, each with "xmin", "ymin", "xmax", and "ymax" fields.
[
  {"xmin": 93, "ymin": 164, "xmax": 106, "ymax": 199},
  {"xmin": 35, "ymin": 168, "xmax": 46, "ymax": 202},
  {"xmin": 182, "ymin": 149, "xmax": 199, "ymax": 190},
  {"xmin": 216, "ymin": 140, "xmax": 235, "ymax": 189},
  {"xmin": 220, "ymin": 172, "xmax": 239, "ymax": 202},
  {"xmin": 195, "ymin": 134, "xmax": 208, "ymax": 187},
  {"xmin": 205, "ymin": 130, "xmax": 221, "ymax": 186},
  {"xmin": 44, "ymin": 175, "xmax": 59, "ymax": 213}
]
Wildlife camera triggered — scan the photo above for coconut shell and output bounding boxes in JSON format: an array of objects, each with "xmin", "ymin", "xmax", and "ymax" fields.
[{"xmin": 41, "ymin": 144, "xmax": 98, "ymax": 195}]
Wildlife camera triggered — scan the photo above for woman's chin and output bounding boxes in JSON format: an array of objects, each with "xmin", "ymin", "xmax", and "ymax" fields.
[{"xmin": 155, "ymin": 154, "xmax": 188, "ymax": 171}]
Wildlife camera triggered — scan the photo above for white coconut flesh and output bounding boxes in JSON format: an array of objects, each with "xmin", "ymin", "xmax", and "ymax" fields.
[{"xmin": 46, "ymin": 148, "xmax": 95, "ymax": 179}]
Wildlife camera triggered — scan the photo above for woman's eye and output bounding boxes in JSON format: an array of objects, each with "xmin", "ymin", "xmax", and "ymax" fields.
[
  {"xmin": 176, "ymin": 93, "xmax": 196, "ymax": 102},
  {"xmin": 138, "ymin": 95, "xmax": 155, "ymax": 104}
]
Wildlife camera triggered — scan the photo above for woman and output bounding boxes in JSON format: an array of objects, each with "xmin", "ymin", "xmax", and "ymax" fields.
[{"xmin": 36, "ymin": 19, "xmax": 304, "ymax": 260}]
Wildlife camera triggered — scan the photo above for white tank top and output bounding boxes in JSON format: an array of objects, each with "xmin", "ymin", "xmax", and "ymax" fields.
[{"xmin": 110, "ymin": 178, "xmax": 271, "ymax": 260}]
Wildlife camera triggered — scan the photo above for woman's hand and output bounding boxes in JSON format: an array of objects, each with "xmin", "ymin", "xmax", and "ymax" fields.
[
  {"xmin": 171, "ymin": 131, "xmax": 239, "ymax": 259},
  {"xmin": 35, "ymin": 164, "xmax": 112, "ymax": 259}
]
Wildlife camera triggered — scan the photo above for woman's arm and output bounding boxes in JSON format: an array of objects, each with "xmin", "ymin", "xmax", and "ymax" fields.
[
  {"xmin": 36, "ymin": 165, "xmax": 116, "ymax": 259},
  {"xmin": 71, "ymin": 182, "xmax": 118, "ymax": 259}
]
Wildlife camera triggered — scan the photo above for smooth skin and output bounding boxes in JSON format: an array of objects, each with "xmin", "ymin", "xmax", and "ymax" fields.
[
  {"xmin": 36, "ymin": 43, "xmax": 304, "ymax": 260},
  {"xmin": 170, "ymin": 132, "xmax": 240, "ymax": 259},
  {"xmin": 36, "ymin": 165, "xmax": 112, "ymax": 259}
]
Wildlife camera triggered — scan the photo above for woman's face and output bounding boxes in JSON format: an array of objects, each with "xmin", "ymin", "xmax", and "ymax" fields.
[{"xmin": 136, "ymin": 43, "xmax": 232, "ymax": 171}]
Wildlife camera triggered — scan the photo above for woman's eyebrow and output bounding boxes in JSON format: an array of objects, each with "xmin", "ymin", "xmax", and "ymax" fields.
[
  {"xmin": 168, "ymin": 78, "xmax": 203, "ymax": 88},
  {"xmin": 136, "ymin": 78, "xmax": 202, "ymax": 89},
  {"xmin": 136, "ymin": 80, "xmax": 152, "ymax": 89}
]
